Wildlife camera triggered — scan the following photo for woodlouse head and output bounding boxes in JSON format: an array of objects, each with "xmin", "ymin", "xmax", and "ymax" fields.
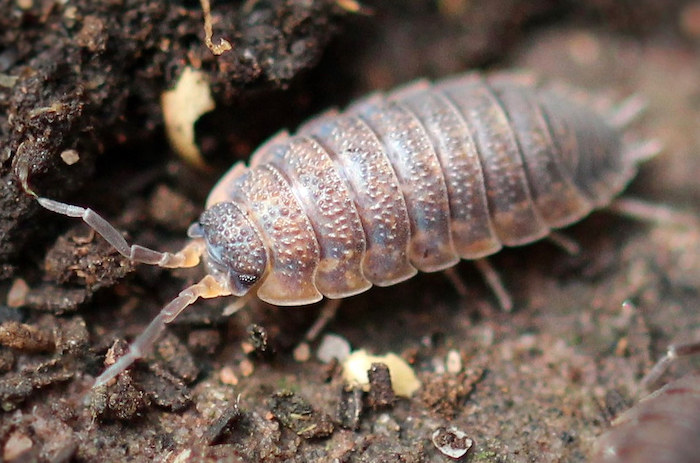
[{"xmin": 191, "ymin": 201, "xmax": 268, "ymax": 296}]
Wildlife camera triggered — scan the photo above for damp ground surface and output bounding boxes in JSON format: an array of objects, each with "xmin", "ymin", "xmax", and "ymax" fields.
[{"xmin": 1, "ymin": 1, "xmax": 699, "ymax": 462}]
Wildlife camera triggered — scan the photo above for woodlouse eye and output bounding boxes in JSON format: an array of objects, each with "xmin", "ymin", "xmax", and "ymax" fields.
[{"xmin": 237, "ymin": 274, "xmax": 259, "ymax": 286}]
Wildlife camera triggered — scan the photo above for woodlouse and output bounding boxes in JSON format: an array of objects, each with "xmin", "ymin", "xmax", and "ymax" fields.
[
  {"xmin": 19, "ymin": 71, "xmax": 659, "ymax": 388},
  {"xmin": 590, "ymin": 340, "xmax": 700, "ymax": 463}
]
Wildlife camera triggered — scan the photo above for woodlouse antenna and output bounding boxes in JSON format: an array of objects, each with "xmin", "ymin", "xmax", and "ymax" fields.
[
  {"xmin": 623, "ymin": 139, "xmax": 664, "ymax": 164},
  {"xmin": 641, "ymin": 340, "xmax": 700, "ymax": 391},
  {"xmin": 37, "ymin": 197, "xmax": 206, "ymax": 267},
  {"xmin": 16, "ymin": 157, "xmax": 232, "ymax": 386},
  {"xmin": 94, "ymin": 274, "xmax": 231, "ymax": 388},
  {"xmin": 18, "ymin": 160, "xmax": 205, "ymax": 269},
  {"xmin": 607, "ymin": 95, "xmax": 648, "ymax": 129}
]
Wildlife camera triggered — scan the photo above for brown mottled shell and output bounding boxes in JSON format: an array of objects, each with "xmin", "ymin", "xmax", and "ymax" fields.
[
  {"xmin": 206, "ymin": 71, "xmax": 644, "ymax": 306},
  {"xmin": 590, "ymin": 375, "xmax": 700, "ymax": 463}
]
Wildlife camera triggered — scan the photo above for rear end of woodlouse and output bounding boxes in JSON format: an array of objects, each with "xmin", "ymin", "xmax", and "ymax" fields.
[{"xmin": 590, "ymin": 374, "xmax": 700, "ymax": 463}]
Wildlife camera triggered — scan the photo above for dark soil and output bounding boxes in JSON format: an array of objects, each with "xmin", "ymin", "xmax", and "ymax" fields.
[{"xmin": 1, "ymin": 0, "xmax": 699, "ymax": 461}]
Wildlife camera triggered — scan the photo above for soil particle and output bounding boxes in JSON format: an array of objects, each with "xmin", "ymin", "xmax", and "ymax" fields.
[
  {"xmin": 337, "ymin": 385, "xmax": 364, "ymax": 430},
  {"xmin": 133, "ymin": 364, "xmax": 192, "ymax": 412},
  {"xmin": 246, "ymin": 323, "xmax": 274, "ymax": 359},
  {"xmin": 203, "ymin": 402, "xmax": 242, "ymax": 446},
  {"xmin": 367, "ymin": 362, "xmax": 395, "ymax": 409},
  {"xmin": 268, "ymin": 390, "xmax": 335, "ymax": 439},
  {"xmin": 419, "ymin": 368, "xmax": 485, "ymax": 419},
  {"xmin": 53, "ymin": 316, "xmax": 90, "ymax": 357},
  {"xmin": 34, "ymin": 225, "xmax": 136, "ymax": 314},
  {"xmin": 149, "ymin": 329, "xmax": 199, "ymax": 383},
  {"xmin": 91, "ymin": 374, "xmax": 148, "ymax": 421},
  {"xmin": 0, "ymin": 349, "xmax": 14, "ymax": 373},
  {"xmin": 0, "ymin": 358, "xmax": 73, "ymax": 411},
  {"xmin": 0, "ymin": 320, "xmax": 55, "ymax": 353},
  {"xmin": 187, "ymin": 328, "xmax": 221, "ymax": 356},
  {"xmin": 21, "ymin": 286, "xmax": 88, "ymax": 314}
]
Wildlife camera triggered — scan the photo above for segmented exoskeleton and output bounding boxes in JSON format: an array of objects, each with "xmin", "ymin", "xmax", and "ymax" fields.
[{"xmin": 197, "ymin": 71, "xmax": 654, "ymax": 305}]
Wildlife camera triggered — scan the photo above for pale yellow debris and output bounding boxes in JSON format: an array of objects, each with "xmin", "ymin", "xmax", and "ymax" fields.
[
  {"xmin": 342, "ymin": 349, "xmax": 421, "ymax": 397},
  {"xmin": 161, "ymin": 66, "xmax": 215, "ymax": 169},
  {"xmin": 60, "ymin": 149, "xmax": 80, "ymax": 166},
  {"xmin": 446, "ymin": 349, "xmax": 463, "ymax": 374}
]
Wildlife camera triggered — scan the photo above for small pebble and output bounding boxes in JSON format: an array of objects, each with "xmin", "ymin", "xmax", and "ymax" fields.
[
  {"xmin": 60, "ymin": 149, "xmax": 80, "ymax": 165},
  {"xmin": 316, "ymin": 333, "xmax": 351, "ymax": 363},
  {"xmin": 7, "ymin": 278, "xmax": 29, "ymax": 308},
  {"xmin": 239, "ymin": 359, "xmax": 254, "ymax": 377},
  {"xmin": 293, "ymin": 342, "xmax": 311, "ymax": 362},
  {"xmin": 432, "ymin": 426, "xmax": 473, "ymax": 459},
  {"xmin": 446, "ymin": 350, "xmax": 463, "ymax": 374},
  {"xmin": 219, "ymin": 366, "xmax": 238, "ymax": 386},
  {"xmin": 4, "ymin": 432, "xmax": 33, "ymax": 461}
]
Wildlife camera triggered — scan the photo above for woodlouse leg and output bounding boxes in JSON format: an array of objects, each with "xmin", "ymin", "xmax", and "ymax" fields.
[
  {"xmin": 443, "ymin": 263, "xmax": 513, "ymax": 311},
  {"xmin": 304, "ymin": 299, "xmax": 341, "ymax": 343},
  {"xmin": 623, "ymin": 139, "xmax": 664, "ymax": 164},
  {"xmin": 293, "ymin": 299, "xmax": 341, "ymax": 362},
  {"xmin": 546, "ymin": 231, "xmax": 581, "ymax": 255},
  {"xmin": 607, "ymin": 95, "xmax": 647, "ymax": 129},
  {"xmin": 94, "ymin": 274, "xmax": 231, "ymax": 388},
  {"xmin": 474, "ymin": 259, "xmax": 513, "ymax": 312},
  {"xmin": 442, "ymin": 267, "xmax": 469, "ymax": 298},
  {"xmin": 641, "ymin": 340, "xmax": 700, "ymax": 391},
  {"xmin": 222, "ymin": 293, "xmax": 252, "ymax": 316},
  {"xmin": 610, "ymin": 197, "xmax": 698, "ymax": 228}
]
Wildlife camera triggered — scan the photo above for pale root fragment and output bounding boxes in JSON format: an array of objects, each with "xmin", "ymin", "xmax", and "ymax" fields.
[
  {"xmin": 200, "ymin": 0, "xmax": 232, "ymax": 55},
  {"xmin": 342, "ymin": 349, "xmax": 421, "ymax": 397},
  {"xmin": 161, "ymin": 66, "xmax": 215, "ymax": 169}
]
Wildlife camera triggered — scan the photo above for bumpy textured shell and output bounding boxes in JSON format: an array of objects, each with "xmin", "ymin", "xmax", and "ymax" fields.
[
  {"xmin": 206, "ymin": 71, "xmax": 641, "ymax": 306},
  {"xmin": 590, "ymin": 375, "xmax": 700, "ymax": 463}
]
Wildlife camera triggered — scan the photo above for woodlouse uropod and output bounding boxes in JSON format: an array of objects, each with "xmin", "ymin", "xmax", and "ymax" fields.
[{"xmin": 18, "ymin": 71, "xmax": 660, "ymax": 389}]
